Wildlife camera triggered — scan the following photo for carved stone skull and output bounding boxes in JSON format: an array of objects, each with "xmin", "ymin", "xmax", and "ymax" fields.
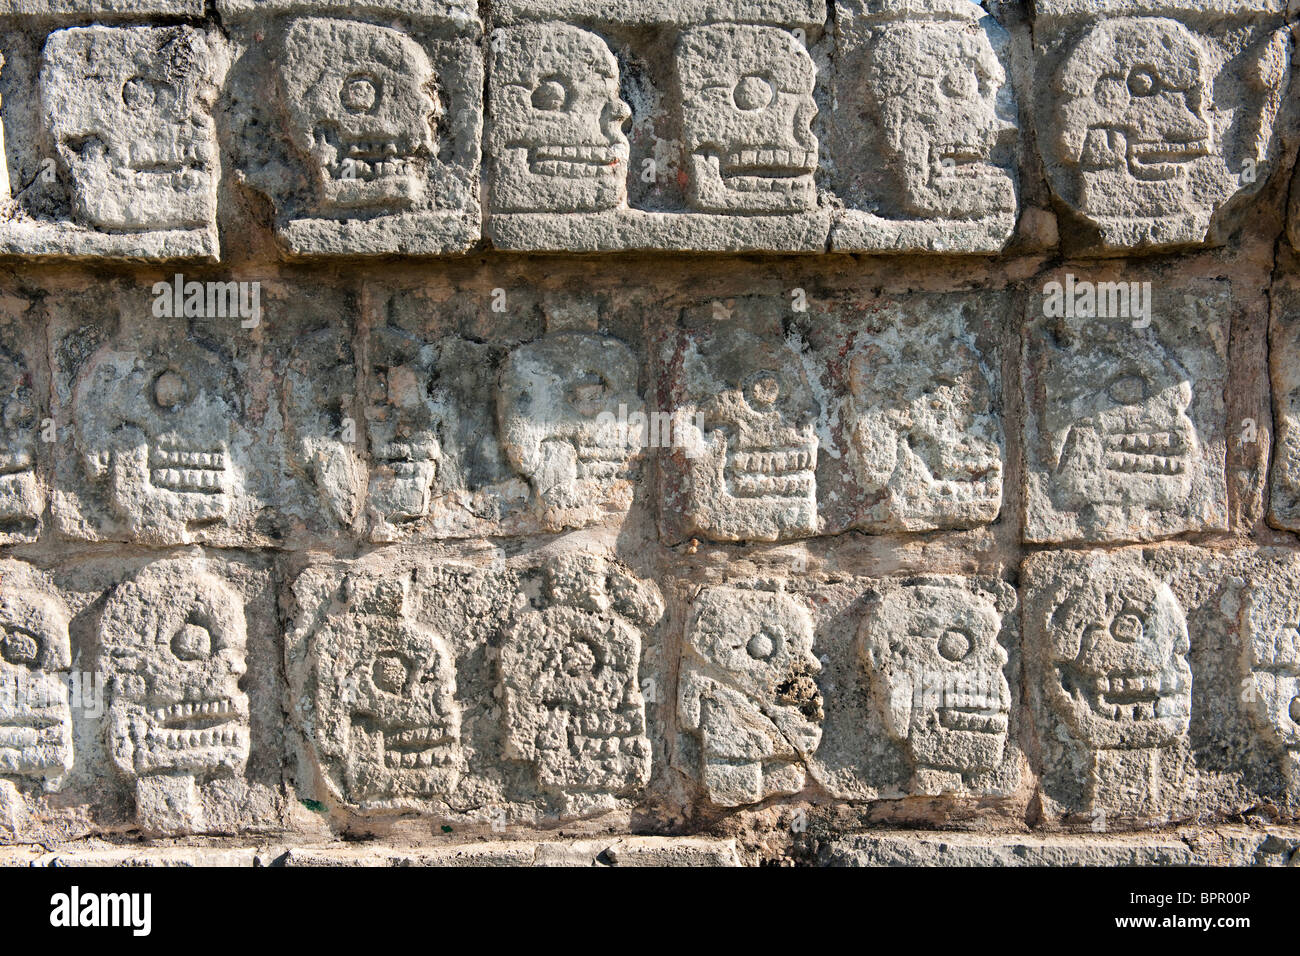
[
  {"xmin": 497, "ymin": 332, "xmax": 643, "ymax": 511},
  {"xmin": 277, "ymin": 18, "xmax": 438, "ymax": 214},
  {"xmin": 868, "ymin": 17, "xmax": 1016, "ymax": 219},
  {"xmin": 40, "ymin": 25, "xmax": 217, "ymax": 231},
  {"xmin": 1035, "ymin": 560, "xmax": 1191, "ymax": 752},
  {"xmin": 664, "ymin": 324, "xmax": 819, "ymax": 542},
  {"xmin": 499, "ymin": 555, "xmax": 655, "ymax": 795},
  {"xmin": 676, "ymin": 24, "xmax": 818, "ymax": 213},
  {"xmin": 860, "ymin": 582, "xmax": 1010, "ymax": 783},
  {"xmin": 0, "ymin": 562, "xmax": 72, "ymax": 783},
  {"xmin": 678, "ymin": 587, "xmax": 822, "ymax": 806},
  {"xmin": 847, "ymin": 337, "xmax": 1002, "ymax": 531},
  {"xmin": 1056, "ymin": 17, "xmax": 1213, "ymax": 223},
  {"xmin": 1239, "ymin": 584, "xmax": 1300, "ymax": 757},
  {"xmin": 0, "ymin": 350, "xmax": 42, "ymax": 535},
  {"xmin": 101, "ymin": 559, "xmax": 249, "ymax": 779},
  {"xmin": 364, "ymin": 325, "xmax": 442, "ymax": 525},
  {"xmin": 73, "ymin": 338, "xmax": 237, "ymax": 543},
  {"xmin": 1042, "ymin": 330, "xmax": 1197, "ymax": 511},
  {"xmin": 489, "ymin": 23, "xmax": 632, "ymax": 213},
  {"xmin": 308, "ymin": 574, "xmax": 462, "ymax": 806}
]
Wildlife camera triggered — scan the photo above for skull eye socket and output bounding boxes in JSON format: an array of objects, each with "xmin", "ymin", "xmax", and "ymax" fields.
[
  {"xmin": 0, "ymin": 627, "xmax": 41, "ymax": 667},
  {"xmin": 532, "ymin": 77, "xmax": 570, "ymax": 111},
  {"xmin": 744, "ymin": 372, "xmax": 782, "ymax": 411},
  {"xmin": 1111, "ymin": 611, "xmax": 1145, "ymax": 644},
  {"xmin": 122, "ymin": 76, "xmax": 173, "ymax": 111},
  {"xmin": 152, "ymin": 369, "xmax": 191, "ymax": 410},
  {"xmin": 732, "ymin": 74, "xmax": 774, "ymax": 112},
  {"xmin": 937, "ymin": 627, "xmax": 973, "ymax": 662},
  {"xmin": 1290, "ymin": 696, "xmax": 1300, "ymax": 724},
  {"xmin": 372, "ymin": 653, "xmax": 410, "ymax": 695},
  {"xmin": 1127, "ymin": 67, "xmax": 1159, "ymax": 97},
  {"xmin": 171, "ymin": 621, "xmax": 213, "ymax": 661},
  {"xmin": 940, "ymin": 69, "xmax": 977, "ymax": 100},
  {"xmin": 567, "ymin": 373, "xmax": 612, "ymax": 417},
  {"xmin": 340, "ymin": 74, "xmax": 380, "ymax": 114},
  {"xmin": 1106, "ymin": 373, "xmax": 1149, "ymax": 407},
  {"xmin": 746, "ymin": 628, "xmax": 781, "ymax": 661}
]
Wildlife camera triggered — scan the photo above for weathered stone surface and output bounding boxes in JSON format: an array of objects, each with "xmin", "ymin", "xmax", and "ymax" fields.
[
  {"xmin": 1032, "ymin": 1, "xmax": 1294, "ymax": 254},
  {"xmin": 0, "ymin": 25, "xmax": 221, "ymax": 260},
  {"xmin": 1022, "ymin": 280, "xmax": 1229, "ymax": 544},
  {"xmin": 228, "ymin": 16, "xmax": 481, "ymax": 256},
  {"xmin": 830, "ymin": 0, "xmax": 1020, "ymax": 253}
]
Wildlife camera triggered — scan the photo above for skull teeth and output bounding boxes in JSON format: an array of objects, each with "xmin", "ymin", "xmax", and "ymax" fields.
[
  {"xmin": 728, "ymin": 449, "xmax": 816, "ymax": 475},
  {"xmin": 147, "ymin": 726, "xmax": 242, "ymax": 750},
  {"xmin": 721, "ymin": 149, "xmax": 817, "ymax": 175},
  {"xmin": 924, "ymin": 478, "xmax": 1000, "ymax": 501},
  {"xmin": 1104, "ymin": 451, "xmax": 1187, "ymax": 476},
  {"xmin": 937, "ymin": 708, "xmax": 1007, "ymax": 734},
  {"xmin": 150, "ymin": 446, "xmax": 227, "ymax": 493},
  {"xmin": 152, "ymin": 698, "xmax": 240, "ymax": 725}
]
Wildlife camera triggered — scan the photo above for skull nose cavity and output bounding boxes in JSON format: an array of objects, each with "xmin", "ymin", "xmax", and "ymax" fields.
[
  {"xmin": 733, "ymin": 74, "xmax": 774, "ymax": 112},
  {"xmin": 153, "ymin": 369, "xmax": 189, "ymax": 409},
  {"xmin": 172, "ymin": 622, "xmax": 212, "ymax": 660},
  {"xmin": 1, "ymin": 629, "xmax": 39, "ymax": 665},
  {"xmin": 373, "ymin": 653, "xmax": 410, "ymax": 695}
]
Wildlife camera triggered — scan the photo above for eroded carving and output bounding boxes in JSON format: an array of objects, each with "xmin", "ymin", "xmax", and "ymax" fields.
[
  {"xmin": 0, "ymin": 348, "xmax": 43, "ymax": 541},
  {"xmin": 1240, "ymin": 583, "xmax": 1300, "ymax": 781},
  {"xmin": 660, "ymin": 323, "xmax": 819, "ymax": 542},
  {"xmin": 101, "ymin": 559, "xmax": 250, "ymax": 785},
  {"xmin": 679, "ymin": 586, "xmax": 822, "ymax": 806},
  {"xmin": 0, "ymin": 561, "xmax": 72, "ymax": 786},
  {"xmin": 499, "ymin": 555, "xmax": 659, "ymax": 799},
  {"xmin": 497, "ymin": 332, "xmax": 642, "ymax": 513},
  {"xmin": 277, "ymin": 18, "xmax": 438, "ymax": 217},
  {"xmin": 488, "ymin": 23, "xmax": 631, "ymax": 214},
  {"xmin": 859, "ymin": 580, "xmax": 1011, "ymax": 793},
  {"xmin": 845, "ymin": 327, "xmax": 1001, "ymax": 531},
  {"xmin": 304, "ymin": 572, "xmax": 463, "ymax": 808},
  {"xmin": 676, "ymin": 24, "xmax": 818, "ymax": 214},
  {"xmin": 72, "ymin": 337, "xmax": 239, "ymax": 544},
  {"xmin": 39, "ymin": 25, "xmax": 218, "ymax": 232}
]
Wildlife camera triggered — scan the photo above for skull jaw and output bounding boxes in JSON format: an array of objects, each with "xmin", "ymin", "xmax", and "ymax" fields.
[
  {"xmin": 0, "ymin": 470, "xmax": 44, "ymax": 534},
  {"xmin": 1048, "ymin": 663, "xmax": 1190, "ymax": 752},
  {"xmin": 905, "ymin": 718, "xmax": 1008, "ymax": 779},
  {"xmin": 0, "ymin": 699, "xmax": 73, "ymax": 780},
  {"xmin": 66, "ymin": 154, "xmax": 215, "ymax": 231},
  {"xmin": 681, "ymin": 432, "xmax": 818, "ymax": 541},
  {"xmin": 1053, "ymin": 414, "xmax": 1196, "ymax": 510},
  {"xmin": 367, "ymin": 460, "xmax": 437, "ymax": 523},
  {"xmin": 877, "ymin": 436, "xmax": 1003, "ymax": 529},
  {"xmin": 344, "ymin": 718, "xmax": 463, "ymax": 803},
  {"xmin": 493, "ymin": 148, "xmax": 628, "ymax": 213},
  {"xmin": 106, "ymin": 449, "xmax": 232, "ymax": 541},
  {"xmin": 1246, "ymin": 671, "xmax": 1300, "ymax": 751},
  {"xmin": 110, "ymin": 699, "xmax": 250, "ymax": 779},
  {"xmin": 687, "ymin": 154, "xmax": 816, "ymax": 214},
  {"xmin": 315, "ymin": 170, "xmax": 426, "ymax": 213}
]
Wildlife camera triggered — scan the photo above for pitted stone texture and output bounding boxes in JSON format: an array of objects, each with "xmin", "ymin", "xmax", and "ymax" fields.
[
  {"xmin": 217, "ymin": 0, "xmax": 478, "ymax": 20},
  {"xmin": 0, "ymin": 561, "xmax": 72, "ymax": 791},
  {"xmin": 485, "ymin": 20, "xmax": 832, "ymax": 252},
  {"xmin": 0, "ymin": 1, "xmax": 203, "ymax": 12},
  {"xmin": 98, "ymin": 554, "xmax": 281, "ymax": 836},
  {"xmin": 830, "ymin": 0, "xmax": 1020, "ymax": 253},
  {"xmin": 491, "ymin": 1, "xmax": 825, "ymax": 24},
  {"xmin": 1236, "ymin": 561, "xmax": 1300, "ymax": 793},
  {"xmin": 858, "ymin": 577, "xmax": 1015, "ymax": 796},
  {"xmin": 288, "ymin": 547, "xmax": 664, "ymax": 827},
  {"xmin": 0, "ymin": 302, "xmax": 47, "ymax": 544},
  {"xmin": 1023, "ymin": 283, "xmax": 1229, "ymax": 544},
  {"xmin": 1033, "ymin": 2, "xmax": 1293, "ymax": 254},
  {"xmin": 280, "ymin": 836, "xmax": 743, "ymax": 866},
  {"xmin": 1268, "ymin": 295, "xmax": 1300, "ymax": 530},
  {"xmin": 833, "ymin": 297, "xmax": 1005, "ymax": 533},
  {"xmin": 500, "ymin": 553, "xmax": 661, "ymax": 808},
  {"xmin": 229, "ymin": 16, "xmax": 481, "ymax": 256},
  {"xmin": 497, "ymin": 332, "xmax": 644, "ymax": 525},
  {"xmin": 677, "ymin": 586, "xmax": 822, "ymax": 806},
  {"xmin": 46, "ymin": 287, "xmax": 273, "ymax": 547},
  {"xmin": 0, "ymin": 25, "xmax": 220, "ymax": 260},
  {"xmin": 656, "ymin": 311, "xmax": 820, "ymax": 544},
  {"xmin": 290, "ymin": 569, "xmax": 463, "ymax": 812}
]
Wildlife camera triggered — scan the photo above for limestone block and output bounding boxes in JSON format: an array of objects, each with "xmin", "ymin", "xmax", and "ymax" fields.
[
  {"xmin": 1032, "ymin": 1, "xmax": 1294, "ymax": 255},
  {"xmin": 859, "ymin": 577, "xmax": 1016, "ymax": 796},
  {"xmin": 97, "ymin": 553, "xmax": 282, "ymax": 836},
  {"xmin": 1022, "ymin": 280, "xmax": 1229, "ymax": 544},
  {"xmin": 656, "ymin": 310, "xmax": 820, "ymax": 543},
  {"xmin": 1235, "ymin": 563, "xmax": 1300, "ymax": 795},
  {"xmin": 0, "ymin": 25, "xmax": 222, "ymax": 260},
  {"xmin": 0, "ymin": 297, "xmax": 48, "ymax": 544},
  {"xmin": 677, "ymin": 586, "xmax": 822, "ymax": 806},
  {"xmin": 492, "ymin": 1, "xmax": 824, "ymax": 24},
  {"xmin": 228, "ymin": 15, "xmax": 481, "ymax": 256},
  {"xmin": 46, "ymin": 285, "xmax": 276, "ymax": 547},
  {"xmin": 485, "ymin": 18, "xmax": 832, "ymax": 252},
  {"xmin": 217, "ymin": 0, "xmax": 478, "ymax": 22},
  {"xmin": 1268, "ymin": 290, "xmax": 1300, "ymax": 530},
  {"xmin": 829, "ymin": 0, "xmax": 1021, "ymax": 253},
  {"xmin": 287, "ymin": 547, "xmax": 664, "ymax": 825},
  {"xmin": 0, "ymin": 1, "xmax": 202, "ymax": 13}
]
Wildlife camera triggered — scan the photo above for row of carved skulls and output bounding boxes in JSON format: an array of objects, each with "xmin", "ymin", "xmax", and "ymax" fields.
[
  {"xmin": 4, "ymin": 555, "xmax": 1296, "ymax": 812},
  {"xmin": 0, "ymin": 312, "xmax": 1215, "ymax": 544},
  {"xmin": 17, "ymin": 13, "xmax": 1289, "ymax": 244}
]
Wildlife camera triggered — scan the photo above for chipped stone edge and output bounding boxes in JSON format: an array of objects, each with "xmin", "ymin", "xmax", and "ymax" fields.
[{"xmin": 487, "ymin": 210, "xmax": 833, "ymax": 254}]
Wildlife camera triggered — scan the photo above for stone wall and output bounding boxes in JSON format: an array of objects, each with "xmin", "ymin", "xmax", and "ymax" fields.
[{"xmin": 1, "ymin": 0, "xmax": 1299, "ymax": 866}]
